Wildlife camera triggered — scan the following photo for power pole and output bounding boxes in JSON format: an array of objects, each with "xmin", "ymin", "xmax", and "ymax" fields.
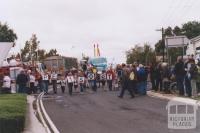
[{"xmin": 156, "ymin": 27, "xmax": 165, "ymax": 62}]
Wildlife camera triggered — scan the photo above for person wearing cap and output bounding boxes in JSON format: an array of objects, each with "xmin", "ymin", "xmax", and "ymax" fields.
[{"xmin": 16, "ymin": 69, "xmax": 29, "ymax": 93}]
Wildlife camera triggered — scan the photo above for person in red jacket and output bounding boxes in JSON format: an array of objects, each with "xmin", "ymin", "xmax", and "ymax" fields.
[{"xmin": 106, "ymin": 67, "xmax": 115, "ymax": 91}]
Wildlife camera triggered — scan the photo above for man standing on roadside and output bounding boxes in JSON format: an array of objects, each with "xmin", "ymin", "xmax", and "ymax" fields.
[
  {"xmin": 174, "ymin": 57, "xmax": 185, "ymax": 96},
  {"xmin": 16, "ymin": 69, "xmax": 28, "ymax": 93}
]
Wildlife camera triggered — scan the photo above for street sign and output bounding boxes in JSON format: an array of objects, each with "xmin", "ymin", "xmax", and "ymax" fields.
[{"xmin": 165, "ymin": 36, "xmax": 189, "ymax": 48}]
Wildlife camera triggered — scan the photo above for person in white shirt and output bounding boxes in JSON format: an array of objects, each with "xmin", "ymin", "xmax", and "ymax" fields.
[
  {"xmin": 42, "ymin": 71, "xmax": 49, "ymax": 94},
  {"xmin": 29, "ymin": 73, "xmax": 36, "ymax": 94},
  {"xmin": 51, "ymin": 70, "xmax": 58, "ymax": 94},
  {"xmin": 66, "ymin": 72, "xmax": 74, "ymax": 96},
  {"xmin": 2, "ymin": 73, "xmax": 11, "ymax": 94}
]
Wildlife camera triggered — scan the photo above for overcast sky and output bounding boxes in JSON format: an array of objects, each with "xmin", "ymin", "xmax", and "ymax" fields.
[{"xmin": 1, "ymin": 0, "xmax": 200, "ymax": 63}]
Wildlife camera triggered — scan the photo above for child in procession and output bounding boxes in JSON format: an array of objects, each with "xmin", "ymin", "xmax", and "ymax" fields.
[
  {"xmin": 60, "ymin": 76, "xmax": 66, "ymax": 93},
  {"xmin": 66, "ymin": 72, "xmax": 74, "ymax": 96}
]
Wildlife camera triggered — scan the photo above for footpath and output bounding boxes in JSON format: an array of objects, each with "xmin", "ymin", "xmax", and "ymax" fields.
[
  {"xmin": 147, "ymin": 90, "xmax": 200, "ymax": 105},
  {"xmin": 23, "ymin": 95, "xmax": 46, "ymax": 133}
]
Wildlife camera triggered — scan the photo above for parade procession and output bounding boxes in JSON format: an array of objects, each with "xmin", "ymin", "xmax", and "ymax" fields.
[{"xmin": 1, "ymin": 1, "xmax": 200, "ymax": 133}]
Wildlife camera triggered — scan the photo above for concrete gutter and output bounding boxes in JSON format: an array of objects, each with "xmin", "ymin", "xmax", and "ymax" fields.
[
  {"xmin": 37, "ymin": 92, "xmax": 60, "ymax": 133},
  {"xmin": 147, "ymin": 91, "xmax": 200, "ymax": 106}
]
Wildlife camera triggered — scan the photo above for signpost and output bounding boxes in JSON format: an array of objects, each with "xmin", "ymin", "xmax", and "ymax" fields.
[{"xmin": 165, "ymin": 36, "xmax": 189, "ymax": 64}]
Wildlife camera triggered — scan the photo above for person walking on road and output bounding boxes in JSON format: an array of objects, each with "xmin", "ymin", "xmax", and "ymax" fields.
[
  {"xmin": 106, "ymin": 67, "xmax": 115, "ymax": 91},
  {"xmin": 118, "ymin": 67, "xmax": 135, "ymax": 98},
  {"xmin": 66, "ymin": 72, "xmax": 74, "ymax": 96},
  {"xmin": 129, "ymin": 65, "xmax": 137, "ymax": 94},
  {"xmin": 78, "ymin": 71, "xmax": 85, "ymax": 93},
  {"xmin": 137, "ymin": 64, "xmax": 148, "ymax": 95},
  {"xmin": 51, "ymin": 70, "xmax": 58, "ymax": 94},
  {"xmin": 42, "ymin": 71, "xmax": 50, "ymax": 94},
  {"xmin": 60, "ymin": 76, "xmax": 66, "ymax": 93}
]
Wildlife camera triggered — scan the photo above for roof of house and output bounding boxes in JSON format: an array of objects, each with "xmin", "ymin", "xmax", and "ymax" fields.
[
  {"xmin": 190, "ymin": 35, "xmax": 200, "ymax": 44},
  {"xmin": 44, "ymin": 56, "xmax": 77, "ymax": 61}
]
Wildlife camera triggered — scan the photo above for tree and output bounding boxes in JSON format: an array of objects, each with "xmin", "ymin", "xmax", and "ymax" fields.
[
  {"xmin": 45, "ymin": 49, "xmax": 59, "ymax": 57},
  {"xmin": 154, "ymin": 21, "xmax": 200, "ymax": 64},
  {"xmin": 126, "ymin": 44, "xmax": 156, "ymax": 65},
  {"xmin": 182, "ymin": 21, "xmax": 200, "ymax": 39},
  {"xmin": 37, "ymin": 49, "xmax": 46, "ymax": 61},
  {"xmin": 20, "ymin": 34, "xmax": 40, "ymax": 62},
  {"xmin": 0, "ymin": 22, "xmax": 17, "ymax": 42},
  {"xmin": 173, "ymin": 26, "xmax": 182, "ymax": 36}
]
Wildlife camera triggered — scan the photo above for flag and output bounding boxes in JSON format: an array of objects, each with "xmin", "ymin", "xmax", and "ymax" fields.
[
  {"xmin": 97, "ymin": 44, "xmax": 101, "ymax": 57},
  {"xmin": 94, "ymin": 44, "xmax": 96, "ymax": 57}
]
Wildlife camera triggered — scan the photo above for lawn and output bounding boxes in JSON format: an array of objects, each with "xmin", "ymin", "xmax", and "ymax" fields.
[{"xmin": 0, "ymin": 94, "xmax": 27, "ymax": 133}]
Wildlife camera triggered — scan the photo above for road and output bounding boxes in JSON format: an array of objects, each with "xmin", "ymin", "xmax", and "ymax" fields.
[{"xmin": 43, "ymin": 88, "xmax": 200, "ymax": 133}]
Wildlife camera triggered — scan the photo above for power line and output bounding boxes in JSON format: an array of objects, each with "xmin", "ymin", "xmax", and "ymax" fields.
[
  {"xmin": 169, "ymin": 0, "xmax": 195, "ymax": 27},
  {"xmin": 161, "ymin": 0, "xmax": 185, "ymax": 27}
]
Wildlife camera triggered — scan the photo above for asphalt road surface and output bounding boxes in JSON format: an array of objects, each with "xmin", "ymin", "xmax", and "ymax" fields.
[{"xmin": 43, "ymin": 88, "xmax": 200, "ymax": 133}]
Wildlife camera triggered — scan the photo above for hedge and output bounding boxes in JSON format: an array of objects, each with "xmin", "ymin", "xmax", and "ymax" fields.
[{"xmin": 0, "ymin": 94, "xmax": 26, "ymax": 133}]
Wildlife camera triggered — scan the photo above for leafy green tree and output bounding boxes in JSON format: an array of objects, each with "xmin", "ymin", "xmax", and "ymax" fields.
[
  {"xmin": 182, "ymin": 21, "xmax": 200, "ymax": 39},
  {"xmin": 0, "ymin": 22, "xmax": 17, "ymax": 42},
  {"xmin": 126, "ymin": 44, "xmax": 156, "ymax": 65},
  {"xmin": 21, "ymin": 34, "xmax": 40, "ymax": 62},
  {"xmin": 45, "ymin": 49, "xmax": 59, "ymax": 57},
  {"xmin": 173, "ymin": 26, "xmax": 182, "ymax": 35},
  {"xmin": 37, "ymin": 49, "xmax": 46, "ymax": 61}
]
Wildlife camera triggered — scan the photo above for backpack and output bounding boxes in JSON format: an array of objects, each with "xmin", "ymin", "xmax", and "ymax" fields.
[{"xmin": 129, "ymin": 72, "xmax": 135, "ymax": 80}]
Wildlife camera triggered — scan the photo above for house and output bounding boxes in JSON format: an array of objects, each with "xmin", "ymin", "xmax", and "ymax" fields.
[
  {"xmin": 186, "ymin": 35, "xmax": 200, "ymax": 58},
  {"xmin": 43, "ymin": 56, "xmax": 78, "ymax": 71}
]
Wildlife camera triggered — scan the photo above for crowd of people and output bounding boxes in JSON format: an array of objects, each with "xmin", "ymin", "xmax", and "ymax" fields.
[
  {"xmin": 1, "ymin": 56, "xmax": 200, "ymax": 98},
  {"xmin": 150, "ymin": 56, "xmax": 200, "ymax": 98},
  {"xmin": 0, "ymin": 63, "xmax": 149, "ymax": 98}
]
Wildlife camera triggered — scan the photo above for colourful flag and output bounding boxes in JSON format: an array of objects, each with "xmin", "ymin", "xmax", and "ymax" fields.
[{"xmin": 97, "ymin": 44, "xmax": 101, "ymax": 57}]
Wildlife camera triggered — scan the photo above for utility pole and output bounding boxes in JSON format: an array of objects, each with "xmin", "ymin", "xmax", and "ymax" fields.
[{"xmin": 156, "ymin": 27, "xmax": 165, "ymax": 62}]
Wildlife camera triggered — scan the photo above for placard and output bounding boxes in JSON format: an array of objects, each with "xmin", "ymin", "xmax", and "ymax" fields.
[
  {"xmin": 100, "ymin": 73, "xmax": 106, "ymax": 80},
  {"xmin": 78, "ymin": 77, "xmax": 85, "ymax": 83},
  {"xmin": 107, "ymin": 74, "xmax": 113, "ymax": 80},
  {"xmin": 67, "ymin": 76, "xmax": 74, "ymax": 83},
  {"xmin": 87, "ymin": 73, "xmax": 95, "ymax": 80}
]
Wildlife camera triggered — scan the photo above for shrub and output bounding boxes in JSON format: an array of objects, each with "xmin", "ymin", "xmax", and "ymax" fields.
[{"xmin": 0, "ymin": 94, "xmax": 26, "ymax": 133}]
